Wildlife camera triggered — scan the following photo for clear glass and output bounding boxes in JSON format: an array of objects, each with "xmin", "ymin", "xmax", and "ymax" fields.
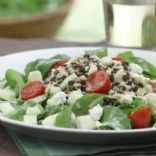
[{"xmin": 103, "ymin": 0, "xmax": 156, "ymax": 48}]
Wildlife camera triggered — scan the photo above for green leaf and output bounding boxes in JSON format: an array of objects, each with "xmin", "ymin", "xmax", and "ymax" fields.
[
  {"xmin": 117, "ymin": 51, "xmax": 134, "ymax": 59},
  {"xmin": 131, "ymin": 98, "xmax": 147, "ymax": 108},
  {"xmin": 117, "ymin": 51, "xmax": 156, "ymax": 79},
  {"xmin": 45, "ymin": 105, "xmax": 65, "ymax": 117},
  {"xmin": 85, "ymin": 48, "xmax": 108, "ymax": 58},
  {"xmin": 52, "ymin": 54, "xmax": 70, "ymax": 60},
  {"xmin": 153, "ymin": 122, "xmax": 156, "ymax": 128},
  {"xmin": 119, "ymin": 98, "xmax": 147, "ymax": 115},
  {"xmin": 128, "ymin": 57, "xmax": 156, "ymax": 79},
  {"xmin": 25, "ymin": 54, "xmax": 70, "ymax": 79},
  {"xmin": 55, "ymin": 107, "xmax": 76, "ymax": 128},
  {"xmin": 0, "ymin": 87, "xmax": 16, "ymax": 102},
  {"xmin": 72, "ymin": 94, "xmax": 105, "ymax": 116},
  {"xmin": 20, "ymin": 93, "xmax": 48, "ymax": 112},
  {"xmin": 5, "ymin": 69, "xmax": 25, "ymax": 95},
  {"xmin": 100, "ymin": 106, "xmax": 131, "ymax": 130},
  {"xmin": 0, "ymin": 0, "xmax": 66, "ymax": 19},
  {"xmin": 118, "ymin": 104, "xmax": 134, "ymax": 115},
  {"xmin": 6, "ymin": 112, "xmax": 24, "ymax": 121}
]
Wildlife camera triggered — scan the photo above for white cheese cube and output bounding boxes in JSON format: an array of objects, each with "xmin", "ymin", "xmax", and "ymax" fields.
[
  {"xmin": 23, "ymin": 115, "xmax": 37, "ymax": 125},
  {"xmin": 87, "ymin": 63, "xmax": 98, "ymax": 75},
  {"xmin": 144, "ymin": 84, "xmax": 153, "ymax": 93},
  {"xmin": 118, "ymin": 94, "xmax": 133, "ymax": 104},
  {"xmin": 67, "ymin": 58, "xmax": 76, "ymax": 64},
  {"xmin": 89, "ymin": 104, "xmax": 103, "ymax": 121},
  {"xmin": 129, "ymin": 63, "xmax": 143, "ymax": 74},
  {"xmin": 131, "ymin": 73, "xmax": 149, "ymax": 85},
  {"xmin": 42, "ymin": 113, "xmax": 58, "ymax": 126},
  {"xmin": 47, "ymin": 91, "xmax": 66, "ymax": 107},
  {"xmin": 101, "ymin": 57, "xmax": 113, "ymax": 66},
  {"xmin": 28, "ymin": 71, "xmax": 43, "ymax": 82},
  {"xmin": 90, "ymin": 55, "xmax": 99, "ymax": 59},
  {"xmin": 67, "ymin": 89, "xmax": 83, "ymax": 105},
  {"xmin": 137, "ymin": 88, "xmax": 147, "ymax": 96},
  {"xmin": 79, "ymin": 75, "xmax": 87, "ymax": 81},
  {"xmin": 46, "ymin": 85, "xmax": 61, "ymax": 94},
  {"xmin": 26, "ymin": 104, "xmax": 42, "ymax": 116},
  {"xmin": 0, "ymin": 80, "xmax": 6, "ymax": 88},
  {"xmin": 0, "ymin": 102, "xmax": 15, "ymax": 115},
  {"xmin": 0, "ymin": 87, "xmax": 16, "ymax": 102},
  {"xmin": 114, "ymin": 69, "xmax": 125, "ymax": 82},
  {"xmin": 106, "ymin": 68, "xmax": 113, "ymax": 75},
  {"xmin": 95, "ymin": 121, "xmax": 103, "ymax": 128},
  {"xmin": 58, "ymin": 68, "xmax": 68, "ymax": 77},
  {"xmin": 146, "ymin": 93, "xmax": 156, "ymax": 107},
  {"xmin": 71, "ymin": 113, "xmax": 76, "ymax": 121},
  {"xmin": 61, "ymin": 73, "xmax": 77, "ymax": 89},
  {"xmin": 76, "ymin": 115, "xmax": 96, "ymax": 130}
]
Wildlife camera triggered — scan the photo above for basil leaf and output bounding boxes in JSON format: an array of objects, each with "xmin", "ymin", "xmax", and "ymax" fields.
[
  {"xmin": 25, "ymin": 54, "xmax": 70, "ymax": 79},
  {"xmin": 100, "ymin": 106, "xmax": 131, "ymax": 130},
  {"xmin": 55, "ymin": 107, "xmax": 76, "ymax": 128},
  {"xmin": 85, "ymin": 48, "xmax": 108, "ymax": 58},
  {"xmin": 72, "ymin": 94, "xmax": 105, "ymax": 116},
  {"xmin": 5, "ymin": 69, "xmax": 25, "ymax": 95}
]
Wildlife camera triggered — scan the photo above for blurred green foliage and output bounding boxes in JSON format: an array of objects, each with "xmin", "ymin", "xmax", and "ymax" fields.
[{"xmin": 0, "ymin": 0, "xmax": 66, "ymax": 19}]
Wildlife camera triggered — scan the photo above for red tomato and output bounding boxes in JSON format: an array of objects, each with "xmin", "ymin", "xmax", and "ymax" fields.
[
  {"xmin": 128, "ymin": 107, "xmax": 152, "ymax": 129},
  {"xmin": 86, "ymin": 70, "xmax": 111, "ymax": 94},
  {"xmin": 52, "ymin": 60, "xmax": 68, "ymax": 69},
  {"xmin": 152, "ymin": 82, "xmax": 156, "ymax": 93},
  {"xmin": 21, "ymin": 81, "xmax": 45, "ymax": 101},
  {"xmin": 48, "ymin": 60, "xmax": 68, "ymax": 75},
  {"xmin": 112, "ymin": 57, "xmax": 124, "ymax": 61}
]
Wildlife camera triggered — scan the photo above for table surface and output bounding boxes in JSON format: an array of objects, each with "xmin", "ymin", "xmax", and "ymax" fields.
[{"xmin": 0, "ymin": 39, "xmax": 103, "ymax": 156}]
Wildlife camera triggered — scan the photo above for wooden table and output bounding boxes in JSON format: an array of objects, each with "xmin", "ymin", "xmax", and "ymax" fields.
[{"xmin": 0, "ymin": 39, "xmax": 102, "ymax": 156}]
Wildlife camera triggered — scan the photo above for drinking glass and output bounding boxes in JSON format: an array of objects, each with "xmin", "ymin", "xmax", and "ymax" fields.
[{"xmin": 103, "ymin": 0, "xmax": 156, "ymax": 48}]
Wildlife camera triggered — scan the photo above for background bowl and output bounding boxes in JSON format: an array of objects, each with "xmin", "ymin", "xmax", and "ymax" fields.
[{"xmin": 0, "ymin": 0, "xmax": 73, "ymax": 38}]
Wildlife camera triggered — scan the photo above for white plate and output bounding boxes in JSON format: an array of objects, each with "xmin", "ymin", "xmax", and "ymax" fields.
[{"xmin": 0, "ymin": 47, "xmax": 156, "ymax": 145}]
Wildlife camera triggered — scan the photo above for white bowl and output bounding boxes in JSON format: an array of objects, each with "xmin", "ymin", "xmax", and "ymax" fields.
[{"xmin": 0, "ymin": 47, "xmax": 156, "ymax": 145}]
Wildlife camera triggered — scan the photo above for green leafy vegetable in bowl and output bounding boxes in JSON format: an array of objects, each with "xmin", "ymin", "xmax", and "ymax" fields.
[
  {"xmin": 0, "ymin": 0, "xmax": 67, "ymax": 19},
  {"xmin": 1, "ymin": 48, "xmax": 156, "ymax": 131}
]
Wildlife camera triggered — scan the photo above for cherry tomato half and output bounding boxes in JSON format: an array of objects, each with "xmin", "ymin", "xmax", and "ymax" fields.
[
  {"xmin": 112, "ymin": 57, "xmax": 124, "ymax": 61},
  {"xmin": 128, "ymin": 107, "xmax": 152, "ymax": 129},
  {"xmin": 48, "ymin": 60, "xmax": 68, "ymax": 75},
  {"xmin": 86, "ymin": 70, "xmax": 111, "ymax": 94},
  {"xmin": 21, "ymin": 81, "xmax": 45, "ymax": 101},
  {"xmin": 52, "ymin": 60, "xmax": 68, "ymax": 69},
  {"xmin": 152, "ymin": 82, "xmax": 156, "ymax": 93}
]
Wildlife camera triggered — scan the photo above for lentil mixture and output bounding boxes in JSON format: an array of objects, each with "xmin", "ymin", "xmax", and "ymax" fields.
[{"xmin": 45, "ymin": 54, "xmax": 150, "ymax": 97}]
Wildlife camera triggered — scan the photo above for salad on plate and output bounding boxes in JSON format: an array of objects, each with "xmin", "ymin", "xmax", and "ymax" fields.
[{"xmin": 0, "ymin": 48, "xmax": 156, "ymax": 130}]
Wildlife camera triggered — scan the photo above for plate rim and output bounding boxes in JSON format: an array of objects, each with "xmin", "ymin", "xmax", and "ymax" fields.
[{"xmin": 1, "ymin": 46, "xmax": 155, "ymax": 59}]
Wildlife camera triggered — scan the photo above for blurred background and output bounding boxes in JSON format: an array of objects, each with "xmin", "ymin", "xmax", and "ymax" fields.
[
  {"xmin": 55, "ymin": 0, "xmax": 105, "ymax": 42},
  {"xmin": 0, "ymin": 0, "xmax": 105, "ymax": 43}
]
